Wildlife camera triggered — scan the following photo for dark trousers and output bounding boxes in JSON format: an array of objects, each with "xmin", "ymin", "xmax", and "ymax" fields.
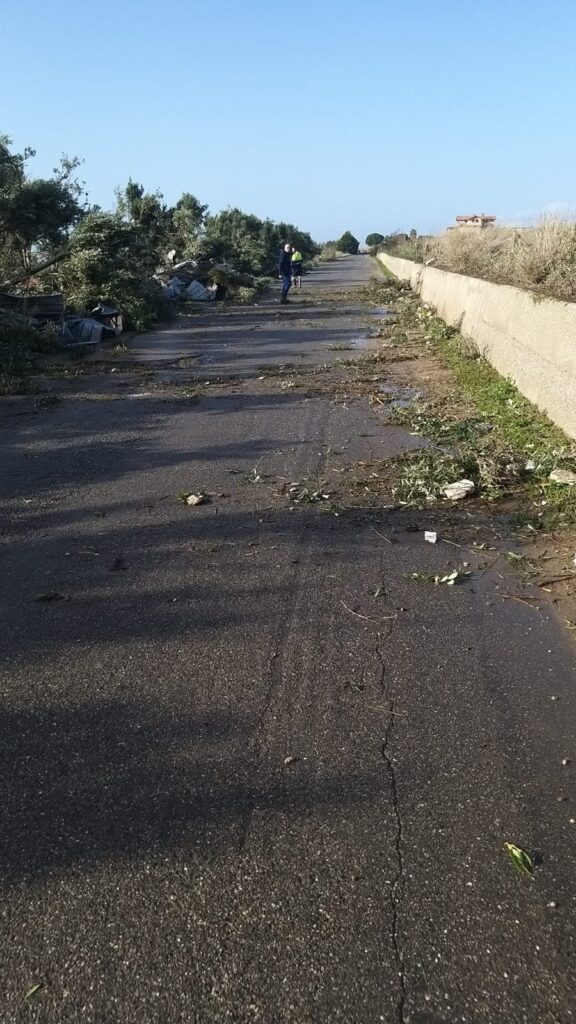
[{"xmin": 281, "ymin": 274, "xmax": 292, "ymax": 299}]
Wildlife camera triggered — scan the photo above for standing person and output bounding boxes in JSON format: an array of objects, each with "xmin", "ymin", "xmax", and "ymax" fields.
[
  {"xmin": 278, "ymin": 243, "xmax": 293, "ymax": 304},
  {"xmin": 291, "ymin": 246, "xmax": 303, "ymax": 291}
]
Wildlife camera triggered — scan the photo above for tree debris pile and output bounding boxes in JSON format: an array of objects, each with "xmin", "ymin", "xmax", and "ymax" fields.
[{"xmin": 0, "ymin": 134, "xmax": 319, "ymax": 365}]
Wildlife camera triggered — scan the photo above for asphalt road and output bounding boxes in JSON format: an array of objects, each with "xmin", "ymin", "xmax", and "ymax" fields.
[{"xmin": 1, "ymin": 257, "xmax": 575, "ymax": 1023}]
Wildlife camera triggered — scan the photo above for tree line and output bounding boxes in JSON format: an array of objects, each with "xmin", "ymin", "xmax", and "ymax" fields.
[{"xmin": 0, "ymin": 135, "xmax": 319, "ymax": 328}]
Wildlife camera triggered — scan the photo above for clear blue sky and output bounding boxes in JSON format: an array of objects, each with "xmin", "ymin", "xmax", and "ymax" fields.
[{"xmin": 2, "ymin": 0, "xmax": 576, "ymax": 242}]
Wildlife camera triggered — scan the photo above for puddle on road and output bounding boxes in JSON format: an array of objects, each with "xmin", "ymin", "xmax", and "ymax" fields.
[{"xmin": 379, "ymin": 383, "xmax": 420, "ymax": 409}]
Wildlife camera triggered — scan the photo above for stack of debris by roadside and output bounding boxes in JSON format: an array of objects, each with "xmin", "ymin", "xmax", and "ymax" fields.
[
  {"xmin": 0, "ymin": 291, "xmax": 123, "ymax": 349},
  {"xmin": 58, "ymin": 302, "xmax": 123, "ymax": 347},
  {"xmin": 0, "ymin": 292, "xmax": 64, "ymax": 325},
  {"xmin": 1, "ymin": 253, "xmax": 256, "ymax": 359},
  {"xmin": 156, "ymin": 259, "xmax": 255, "ymax": 303}
]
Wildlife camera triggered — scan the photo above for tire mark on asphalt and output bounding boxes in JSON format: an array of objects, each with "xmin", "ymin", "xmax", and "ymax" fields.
[{"xmin": 236, "ymin": 399, "xmax": 336, "ymax": 854}]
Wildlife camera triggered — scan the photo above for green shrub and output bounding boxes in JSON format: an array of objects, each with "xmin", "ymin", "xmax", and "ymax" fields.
[{"xmin": 0, "ymin": 323, "xmax": 58, "ymax": 392}]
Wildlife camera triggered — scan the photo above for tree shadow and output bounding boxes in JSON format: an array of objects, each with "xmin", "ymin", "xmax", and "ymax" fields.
[
  {"xmin": 0, "ymin": 499, "xmax": 381, "ymax": 666},
  {"xmin": 0, "ymin": 697, "xmax": 387, "ymax": 883},
  {"xmin": 0, "ymin": 389, "xmax": 312, "ymax": 498}
]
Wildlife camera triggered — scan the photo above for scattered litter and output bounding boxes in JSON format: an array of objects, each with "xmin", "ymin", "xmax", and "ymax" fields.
[
  {"xmin": 525, "ymin": 459, "xmax": 536, "ymax": 471},
  {"xmin": 504, "ymin": 842, "xmax": 533, "ymax": 876},
  {"xmin": 34, "ymin": 591, "xmax": 66, "ymax": 602},
  {"xmin": 424, "ymin": 531, "xmax": 437, "ymax": 544},
  {"xmin": 283, "ymin": 755, "xmax": 300, "ymax": 766},
  {"xmin": 442, "ymin": 479, "xmax": 475, "ymax": 501},
  {"xmin": 181, "ymin": 492, "xmax": 210, "ymax": 506},
  {"xmin": 562, "ymin": 758, "xmax": 571, "ymax": 766},
  {"xmin": 549, "ymin": 468, "xmax": 576, "ymax": 485}
]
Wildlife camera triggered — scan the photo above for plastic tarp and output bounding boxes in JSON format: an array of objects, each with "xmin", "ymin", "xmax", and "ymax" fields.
[
  {"xmin": 186, "ymin": 280, "xmax": 212, "ymax": 301},
  {"xmin": 167, "ymin": 277, "xmax": 187, "ymax": 299},
  {"xmin": 59, "ymin": 317, "xmax": 104, "ymax": 346}
]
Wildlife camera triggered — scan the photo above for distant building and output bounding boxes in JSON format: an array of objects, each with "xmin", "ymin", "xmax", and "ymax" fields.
[{"xmin": 450, "ymin": 214, "xmax": 496, "ymax": 230}]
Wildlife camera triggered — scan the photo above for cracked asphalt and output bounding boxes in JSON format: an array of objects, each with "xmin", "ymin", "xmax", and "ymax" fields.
[{"xmin": 1, "ymin": 257, "xmax": 576, "ymax": 1023}]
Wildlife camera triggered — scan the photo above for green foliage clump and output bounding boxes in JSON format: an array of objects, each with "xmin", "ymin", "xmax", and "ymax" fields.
[
  {"xmin": 200, "ymin": 209, "xmax": 318, "ymax": 276},
  {"xmin": 59, "ymin": 212, "xmax": 171, "ymax": 329},
  {"xmin": 337, "ymin": 231, "xmax": 359, "ymax": 254},
  {"xmin": 0, "ymin": 322, "xmax": 58, "ymax": 394}
]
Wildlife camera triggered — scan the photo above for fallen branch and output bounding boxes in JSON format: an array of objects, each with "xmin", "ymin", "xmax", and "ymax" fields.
[{"xmin": 1, "ymin": 247, "xmax": 70, "ymax": 289}]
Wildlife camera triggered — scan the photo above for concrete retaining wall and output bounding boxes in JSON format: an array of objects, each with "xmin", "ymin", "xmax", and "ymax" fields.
[{"xmin": 378, "ymin": 252, "xmax": 576, "ymax": 440}]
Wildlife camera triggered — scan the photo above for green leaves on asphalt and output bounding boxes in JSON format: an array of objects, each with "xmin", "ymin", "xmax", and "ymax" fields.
[
  {"xmin": 25, "ymin": 983, "xmax": 43, "ymax": 1001},
  {"xmin": 409, "ymin": 568, "xmax": 471, "ymax": 586},
  {"xmin": 504, "ymin": 842, "xmax": 534, "ymax": 876}
]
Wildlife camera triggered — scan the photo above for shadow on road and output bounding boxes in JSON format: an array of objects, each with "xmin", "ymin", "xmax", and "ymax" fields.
[{"xmin": 0, "ymin": 695, "xmax": 389, "ymax": 883}]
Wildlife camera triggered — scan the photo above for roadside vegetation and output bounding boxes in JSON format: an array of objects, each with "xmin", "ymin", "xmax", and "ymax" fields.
[
  {"xmin": 384, "ymin": 218, "xmax": 576, "ymax": 303},
  {"xmin": 318, "ymin": 232, "xmax": 360, "ymax": 260},
  {"xmin": 358, "ymin": 276, "xmax": 576, "ymax": 532}
]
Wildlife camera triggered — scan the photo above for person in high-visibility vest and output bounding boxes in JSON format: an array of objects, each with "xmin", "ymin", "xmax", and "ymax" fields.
[{"xmin": 291, "ymin": 247, "xmax": 303, "ymax": 291}]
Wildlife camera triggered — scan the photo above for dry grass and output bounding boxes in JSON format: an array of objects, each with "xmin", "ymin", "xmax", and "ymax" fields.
[
  {"xmin": 317, "ymin": 244, "xmax": 341, "ymax": 262},
  {"xmin": 395, "ymin": 218, "xmax": 576, "ymax": 302}
]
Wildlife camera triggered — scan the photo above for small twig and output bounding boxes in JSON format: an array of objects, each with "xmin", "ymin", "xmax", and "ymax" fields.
[
  {"xmin": 366, "ymin": 703, "xmax": 406, "ymax": 716},
  {"xmin": 498, "ymin": 593, "xmax": 542, "ymax": 611},
  {"xmin": 535, "ymin": 573, "xmax": 576, "ymax": 588},
  {"xmin": 478, "ymin": 554, "xmax": 504, "ymax": 576},
  {"xmin": 371, "ymin": 526, "xmax": 393, "ymax": 545},
  {"xmin": 343, "ymin": 699, "xmax": 406, "ymax": 716},
  {"xmin": 341, "ymin": 601, "xmax": 397, "ymax": 625}
]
